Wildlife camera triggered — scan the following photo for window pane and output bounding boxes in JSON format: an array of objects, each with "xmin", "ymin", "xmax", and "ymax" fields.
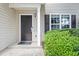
[
  {"xmin": 51, "ymin": 15, "xmax": 60, "ymax": 24},
  {"xmin": 61, "ymin": 15, "xmax": 70, "ymax": 29},
  {"xmin": 51, "ymin": 25, "xmax": 59, "ymax": 30},
  {"xmin": 61, "ymin": 25, "xmax": 69, "ymax": 29}
]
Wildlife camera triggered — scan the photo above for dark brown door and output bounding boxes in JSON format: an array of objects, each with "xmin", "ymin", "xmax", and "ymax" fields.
[{"xmin": 21, "ymin": 15, "xmax": 32, "ymax": 42}]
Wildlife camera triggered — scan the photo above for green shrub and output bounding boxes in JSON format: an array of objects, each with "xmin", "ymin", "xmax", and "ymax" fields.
[
  {"xmin": 69, "ymin": 29, "xmax": 79, "ymax": 37},
  {"xmin": 44, "ymin": 29, "xmax": 79, "ymax": 56}
]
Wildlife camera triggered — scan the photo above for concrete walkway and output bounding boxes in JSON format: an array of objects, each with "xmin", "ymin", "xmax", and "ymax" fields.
[{"xmin": 0, "ymin": 45, "xmax": 44, "ymax": 56}]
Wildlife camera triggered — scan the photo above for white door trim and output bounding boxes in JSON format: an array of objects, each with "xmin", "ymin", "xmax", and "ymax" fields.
[{"xmin": 19, "ymin": 14, "xmax": 33, "ymax": 43}]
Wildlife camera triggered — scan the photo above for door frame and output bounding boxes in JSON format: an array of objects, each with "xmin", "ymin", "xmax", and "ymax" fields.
[{"xmin": 19, "ymin": 14, "xmax": 33, "ymax": 43}]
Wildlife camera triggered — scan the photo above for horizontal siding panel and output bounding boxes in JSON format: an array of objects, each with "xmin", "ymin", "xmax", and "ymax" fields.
[{"xmin": 0, "ymin": 4, "xmax": 17, "ymax": 51}]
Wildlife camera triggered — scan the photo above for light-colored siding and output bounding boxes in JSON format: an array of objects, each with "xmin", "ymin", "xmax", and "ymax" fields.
[
  {"xmin": 0, "ymin": 3, "xmax": 17, "ymax": 51},
  {"xmin": 45, "ymin": 3, "xmax": 79, "ymax": 28}
]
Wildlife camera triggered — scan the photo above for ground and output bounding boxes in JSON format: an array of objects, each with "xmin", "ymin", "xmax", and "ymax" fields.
[{"xmin": 0, "ymin": 44, "xmax": 44, "ymax": 56}]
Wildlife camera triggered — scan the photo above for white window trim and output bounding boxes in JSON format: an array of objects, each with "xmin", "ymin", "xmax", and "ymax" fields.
[
  {"xmin": 49, "ymin": 13, "xmax": 51, "ymax": 30},
  {"xmin": 49, "ymin": 13, "xmax": 72, "ymax": 30}
]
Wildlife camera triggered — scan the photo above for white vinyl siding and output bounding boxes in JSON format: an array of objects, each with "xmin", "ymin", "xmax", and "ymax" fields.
[{"xmin": 0, "ymin": 3, "xmax": 17, "ymax": 51}]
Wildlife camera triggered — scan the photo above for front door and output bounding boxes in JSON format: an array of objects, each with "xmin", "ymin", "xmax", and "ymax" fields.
[{"xmin": 21, "ymin": 15, "xmax": 32, "ymax": 44}]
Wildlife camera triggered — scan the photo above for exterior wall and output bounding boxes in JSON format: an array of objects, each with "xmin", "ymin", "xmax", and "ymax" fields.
[
  {"xmin": 45, "ymin": 3, "xmax": 79, "ymax": 28},
  {"xmin": 16, "ymin": 10, "xmax": 37, "ymax": 42},
  {"xmin": 1, "ymin": 3, "xmax": 79, "ymax": 47},
  {"xmin": 0, "ymin": 3, "xmax": 17, "ymax": 51}
]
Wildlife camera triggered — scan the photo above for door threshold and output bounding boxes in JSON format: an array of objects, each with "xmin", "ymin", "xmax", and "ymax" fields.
[{"xmin": 18, "ymin": 41, "xmax": 32, "ymax": 45}]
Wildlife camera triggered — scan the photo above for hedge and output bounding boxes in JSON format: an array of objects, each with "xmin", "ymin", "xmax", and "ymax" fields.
[{"xmin": 44, "ymin": 29, "xmax": 79, "ymax": 56}]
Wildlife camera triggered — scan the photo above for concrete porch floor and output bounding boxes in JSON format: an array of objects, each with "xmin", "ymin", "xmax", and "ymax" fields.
[{"xmin": 0, "ymin": 44, "xmax": 44, "ymax": 56}]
